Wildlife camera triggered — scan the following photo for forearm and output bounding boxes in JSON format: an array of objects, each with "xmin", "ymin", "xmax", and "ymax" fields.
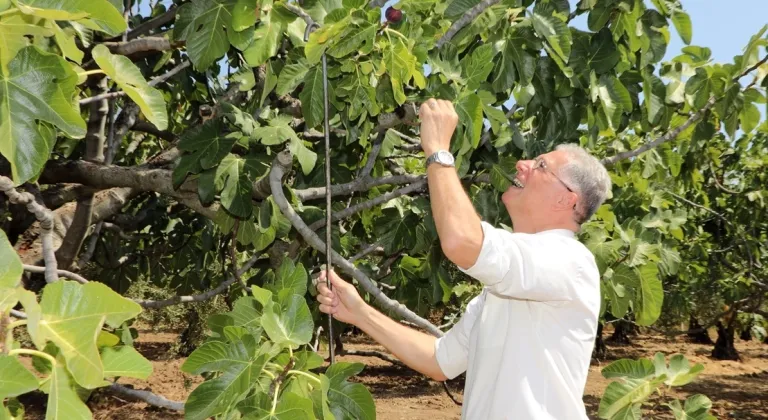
[
  {"xmin": 425, "ymin": 163, "xmax": 482, "ymax": 268},
  {"xmin": 356, "ymin": 304, "xmax": 447, "ymax": 381}
]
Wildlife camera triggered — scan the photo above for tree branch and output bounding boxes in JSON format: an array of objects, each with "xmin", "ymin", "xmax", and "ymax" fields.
[
  {"xmin": 22, "ymin": 264, "xmax": 88, "ymax": 285},
  {"xmin": 57, "ymin": 78, "xmax": 108, "ymax": 269},
  {"xmin": 349, "ymin": 242, "xmax": 384, "ymax": 262},
  {"xmin": 436, "ymin": 0, "xmax": 501, "ymax": 48},
  {"xmin": 368, "ymin": 0, "xmax": 388, "ymax": 8},
  {"xmin": 308, "ymin": 180, "xmax": 427, "ymax": 231},
  {"xmin": 100, "ymin": 37, "xmax": 177, "ymax": 56},
  {"xmin": 134, "ymin": 253, "xmax": 263, "ymax": 308},
  {"xmin": 79, "ymin": 60, "xmax": 189, "ymax": 106},
  {"xmin": 0, "ymin": 177, "xmax": 58, "ymax": 283},
  {"xmin": 600, "ymin": 96, "xmax": 716, "ymax": 166},
  {"xmin": 281, "ymin": 2, "xmax": 314, "ymax": 27},
  {"xmin": 269, "ymin": 150, "xmax": 442, "ymax": 337},
  {"xmin": 124, "ymin": 7, "xmax": 178, "ymax": 40},
  {"xmin": 131, "ymin": 121, "xmax": 176, "ymax": 141},
  {"xmin": 107, "ymin": 383, "xmax": 184, "ymax": 412},
  {"xmin": 340, "ymin": 349, "xmax": 404, "ymax": 366},
  {"xmin": 295, "ymin": 174, "xmax": 424, "ymax": 202}
]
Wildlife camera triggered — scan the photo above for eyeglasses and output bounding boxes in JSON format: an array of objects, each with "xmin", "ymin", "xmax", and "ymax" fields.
[{"xmin": 533, "ymin": 156, "xmax": 575, "ymax": 193}]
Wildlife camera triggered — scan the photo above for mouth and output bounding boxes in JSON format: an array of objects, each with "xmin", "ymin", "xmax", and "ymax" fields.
[{"xmin": 508, "ymin": 173, "xmax": 524, "ymax": 189}]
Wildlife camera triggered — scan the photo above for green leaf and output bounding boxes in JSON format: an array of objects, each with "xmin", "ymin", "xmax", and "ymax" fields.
[
  {"xmin": 288, "ymin": 137, "xmax": 318, "ymax": 176},
  {"xmin": 671, "ymin": 11, "xmax": 692, "ymax": 45},
  {"xmin": 596, "ymin": 73, "xmax": 632, "ymax": 130},
  {"xmin": 0, "ymin": 230, "xmax": 21, "ymax": 288},
  {"xmin": 232, "ymin": 0, "xmax": 258, "ymax": 31},
  {"xmin": 261, "ymin": 295, "xmax": 313, "ymax": 348},
  {"xmin": 327, "ymin": 23, "xmax": 375, "ymax": 59},
  {"xmin": 92, "ymin": 44, "xmax": 168, "ymax": 130},
  {"xmin": 588, "ymin": 0, "xmax": 613, "ymax": 31},
  {"xmin": 0, "ymin": 46, "xmax": 86, "ymax": 185},
  {"xmin": 184, "ymin": 335, "xmax": 271, "ymax": 420},
  {"xmin": 382, "ymin": 39, "xmax": 422, "ymax": 105},
  {"xmin": 215, "ymin": 154, "xmax": 255, "ymax": 218},
  {"xmin": 49, "ymin": 21, "xmax": 83, "ymax": 64},
  {"xmin": 598, "ymin": 376, "xmax": 665, "ymax": 419},
  {"xmin": 100, "ymin": 346, "xmax": 153, "ymax": 380},
  {"xmin": 601, "ymin": 358, "xmax": 655, "ymax": 380},
  {"xmin": 669, "ymin": 394, "xmax": 716, "ymax": 420},
  {"xmin": 230, "ymin": 296, "xmax": 263, "ymax": 333},
  {"xmin": 455, "ymin": 92, "xmax": 483, "ymax": 149},
  {"xmin": 634, "ymin": 263, "xmax": 663, "ymax": 326},
  {"xmin": 174, "ymin": 0, "xmax": 232, "ymax": 70},
  {"xmin": 277, "ymin": 61, "xmax": 309, "ymax": 95},
  {"xmin": 300, "ymin": 66, "xmax": 325, "ymax": 128},
  {"xmin": 271, "ymin": 259, "xmax": 308, "ymax": 297},
  {"xmin": 26, "ymin": 280, "xmax": 142, "ymax": 388},
  {"xmin": 243, "ymin": 392, "xmax": 315, "ymax": 419},
  {"xmin": 587, "ymin": 29, "xmax": 620, "ymax": 74},
  {"xmin": 654, "ymin": 353, "xmax": 705, "ymax": 387},
  {"xmin": 16, "ymin": 0, "xmax": 126, "ymax": 36},
  {"xmin": 460, "ymin": 43, "xmax": 495, "ymax": 90},
  {"xmin": 532, "ymin": 12, "xmax": 571, "ymax": 64},
  {"xmin": 42, "ymin": 364, "xmax": 91, "ymax": 420},
  {"xmin": 739, "ymin": 101, "xmax": 760, "ymax": 134},
  {"xmin": 243, "ymin": 0, "xmax": 287, "ymax": 67},
  {"xmin": 0, "ymin": 355, "xmax": 38, "ymax": 399},
  {"xmin": 325, "ymin": 362, "xmax": 375, "ymax": 420},
  {"xmin": 0, "ymin": 13, "xmax": 52, "ymax": 72},
  {"xmin": 642, "ymin": 68, "xmax": 666, "ymax": 125}
]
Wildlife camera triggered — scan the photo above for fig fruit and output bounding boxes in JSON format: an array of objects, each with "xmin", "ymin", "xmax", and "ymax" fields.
[{"xmin": 385, "ymin": 6, "xmax": 402, "ymax": 23}]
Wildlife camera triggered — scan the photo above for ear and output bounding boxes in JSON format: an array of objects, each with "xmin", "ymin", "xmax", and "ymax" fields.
[{"xmin": 553, "ymin": 191, "xmax": 578, "ymax": 212}]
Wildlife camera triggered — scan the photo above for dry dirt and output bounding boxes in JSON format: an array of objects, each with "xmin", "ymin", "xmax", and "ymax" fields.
[{"xmin": 17, "ymin": 327, "xmax": 768, "ymax": 419}]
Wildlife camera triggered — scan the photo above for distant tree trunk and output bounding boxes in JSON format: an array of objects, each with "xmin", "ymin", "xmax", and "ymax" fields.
[
  {"xmin": 592, "ymin": 323, "xmax": 607, "ymax": 359},
  {"xmin": 177, "ymin": 308, "xmax": 201, "ymax": 357},
  {"xmin": 740, "ymin": 320, "xmax": 753, "ymax": 341},
  {"xmin": 607, "ymin": 319, "xmax": 632, "ymax": 346},
  {"xmin": 711, "ymin": 321, "xmax": 740, "ymax": 360},
  {"xmin": 687, "ymin": 315, "xmax": 714, "ymax": 344}
]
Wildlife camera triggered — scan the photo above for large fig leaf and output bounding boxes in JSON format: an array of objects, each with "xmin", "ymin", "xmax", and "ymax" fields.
[
  {"xmin": 0, "ymin": 13, "xmax": 52, "ymax": 71},
  {"xmin": 25, "ymin": 281, "xmax": 142, "ymax": 389},
  {"xmin": 668, "ymin": 394, "xmax": 716, "ymax": 420},
  {"xmin": 173, "ymin": 0, "xmax": 232, "ymax": 70},
  {"xmin": 325, "ymin": 362, "xmax": 375, "ymax": 420},
  {"xmin": 261, "ymin": 295, "xmax": 313, "ymax": 348},
  {"xmin": 242, "ymin": 392, "xmax": 315, "ymax": 419},
  {"xmin": 100, "ymin": 346, "xmax": 153, "ymax": 380},
  {"xmin": 0, "ymin": 46, "xmax": 85, "ymax": 185},
  {"xmin": 92, "ymin": 44, "xmax": 168, "ymax": 130},
  {"xmin": 41, "ymin": 364, "xmax": 92, "ymax": 420},
  {"xmin": 0, "ymin": 230, "xmax": 21, "ymax": 288},
  {"xmin": 0, "ymin": 355, "xmax": 38, "ymax": 399},
  {"xmin": 15, "ymin": 0, "xmax": 126, "ymax": 35},
  {"xmin": 183, "ymin": 335, "xmax": 273, "ymax": 420}
]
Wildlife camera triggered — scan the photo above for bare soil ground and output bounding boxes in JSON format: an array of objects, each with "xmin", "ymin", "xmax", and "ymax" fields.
[{"xmin": 18, "ymin": 327, "xmax": 768, "ymax": 419}]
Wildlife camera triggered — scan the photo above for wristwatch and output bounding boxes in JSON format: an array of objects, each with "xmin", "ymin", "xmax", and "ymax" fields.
[{"xmin": 426, "ymin": 150, "xmax": 455, "ymax": 168}]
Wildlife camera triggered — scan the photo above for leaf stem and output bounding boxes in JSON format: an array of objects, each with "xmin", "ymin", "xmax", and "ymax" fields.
[
  {"xmin": 0, "ymin": 7, "xmax": 19, "ymax": 18},
  {"xmin": 78, "ymin": 70, "xmax": 105, "ymax": 77},
  {"xmin": 384, "ymin": 27, "xmax": 408, "ymax": 42},
  {"xmin": 270, "ymin": 382, "xmax": 280, "ymax": 415},
  {"xmin": 287, "ymin": 370, "xmax": 321, "ymax": 385},
  {"xmin": 8, "ymin": 349, "xmax": 57, "ymax": 366},
  {"xmin": 263, "ymin": 369, "xmax": 276, "ymax": 380}
]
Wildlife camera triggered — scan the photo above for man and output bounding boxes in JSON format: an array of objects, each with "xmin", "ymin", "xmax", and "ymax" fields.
[{"xmin": 316, "ymin": 98, "xmax": 611, "ymax": 419}]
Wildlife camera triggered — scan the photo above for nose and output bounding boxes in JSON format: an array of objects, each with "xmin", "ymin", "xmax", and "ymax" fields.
[{"xmin": 516, "ymin": 159, "xmax": 534, "ymax": 179}]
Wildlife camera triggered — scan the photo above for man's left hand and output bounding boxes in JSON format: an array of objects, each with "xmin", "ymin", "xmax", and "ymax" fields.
[{"xmin": 419, "ymin": 98, "xmax": 458, "ymax": 156}]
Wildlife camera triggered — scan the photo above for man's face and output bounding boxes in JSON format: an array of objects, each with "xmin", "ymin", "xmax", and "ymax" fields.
[{"xmin": 501, "ymin": 150, "xmax": 577, "ymax": 226}]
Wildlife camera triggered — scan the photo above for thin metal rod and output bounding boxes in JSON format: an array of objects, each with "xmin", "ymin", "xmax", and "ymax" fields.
[{"xmin": 322, "ymin": 51, "xmax": 335, "ymax": 365}]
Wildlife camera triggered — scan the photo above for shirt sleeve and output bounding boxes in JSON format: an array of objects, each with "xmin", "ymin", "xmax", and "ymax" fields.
[
  {"xmin": 434, "ymin": 290, "xmax": 486, "ymax": 379},
  {"xmin": 457, "ymin": 221, "xmax": 576, "ymax": 302}
]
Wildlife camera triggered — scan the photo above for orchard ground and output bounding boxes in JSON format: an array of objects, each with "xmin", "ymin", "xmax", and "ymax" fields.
[{"xmin": 17, "ymin": 324, "xmax": 768, "ymax": 420}]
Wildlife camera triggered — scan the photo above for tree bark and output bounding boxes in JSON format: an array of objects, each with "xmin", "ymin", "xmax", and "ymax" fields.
[
  {"xmin": 592, "ymin": 322, "xmax": 607, "ymax": 360},
  {"xmin": 606, "ymin": 319, "xmax": 633, "ymax": 346},
  {"xmin": 56, "ymin": 78, "xmax": 108, "ymax": 269},
  {"xmin": 711, "ymin": 321, "xmax": 740, "ymax": 360},
  {"xmin": 740, "ymin": 320, "xmax": 753, "ymax": 341},
  {"xmin": 687, "ymin": 315, "xmax": 714, "ymax": 344}
]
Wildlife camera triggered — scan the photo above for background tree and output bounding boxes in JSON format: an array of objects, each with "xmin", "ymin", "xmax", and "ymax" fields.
[{"xmin": 1, "ymin": 0, "xmax": 766, "ymax": 417}]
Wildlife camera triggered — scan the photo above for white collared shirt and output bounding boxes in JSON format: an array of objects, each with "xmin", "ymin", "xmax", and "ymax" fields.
[{"xmin": 434, "ymin": 221, "xmax": 601, "ymax": 420}]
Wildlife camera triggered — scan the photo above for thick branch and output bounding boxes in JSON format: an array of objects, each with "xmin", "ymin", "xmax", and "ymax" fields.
[
  {"xmin": 131, "ymin": 121, "xmax": 176, "ymax": 141},
  {"xmin": 23, "ymin": 264, "xmax": 88, "ymax": 284},
  {"xmin": 436, "ymin": 0, "xmax": 501, "ymax": 48},
  {"xmin": 0, "ymin": 177, "xmax": 58, "ymax": 283},
  {"xmin": 101, "ymin": 37, "xmax": 176, "ymax": 56},
  {"xmin": 57, "ymin": 78, "xmax": 108, "ymax": 269},
  {"xmin": 269, "ymin": 150, "xmax": 442, "ymax": 337},
  {"xmin": 600, "ymin": 96, "xmax": 716, "ymax": 166},
  {"xmin": 107, "ymin": 383, "xmax": 184, "ymax": 412},
  {"xmin": 41, "ymin": 184, "xmax": 99, "ymax": 209},
  {"xmin": 295, "ymin": 174, "xmax": 424, "ymax": 202},
  {"xmin": 308, "ymin": 180, "xmax": 427, "ymax": 231}
]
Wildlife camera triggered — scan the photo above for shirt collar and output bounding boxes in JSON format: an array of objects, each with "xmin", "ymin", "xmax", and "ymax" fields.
[{"xmin": 535, "ymin": 228, "xmax": 576, "ymax": 238}]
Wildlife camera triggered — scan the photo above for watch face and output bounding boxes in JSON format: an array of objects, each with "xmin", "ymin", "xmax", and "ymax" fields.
[{"xmin": 438, "ymin": 150, "xmax": 454, "ymax": 164}]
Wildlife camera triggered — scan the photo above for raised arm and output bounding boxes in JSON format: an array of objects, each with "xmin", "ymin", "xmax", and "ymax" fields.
[{"xmin": 418, "ymin": 99, "xmax": 484, "ymax": 270}]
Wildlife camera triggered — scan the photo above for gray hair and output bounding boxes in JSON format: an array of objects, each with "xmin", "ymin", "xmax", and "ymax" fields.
[{"xmin": 555, "ymin": 143, "xmax": 612, "ymax": 224}]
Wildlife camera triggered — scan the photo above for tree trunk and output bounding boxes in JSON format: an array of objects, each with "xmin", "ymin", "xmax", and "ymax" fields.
[
  {"xmin": 592, "ymin": 323, "xmax": 607, "ymax": 360},
  {"xmin": 687, "ymin": 315, "xmax": 714, "ymax": 344},
  {"xmin": 739, "ymin": 320, "xmax": 752, "ymax": 341},
  {"xmin": 606, "ymin": 319, "xmax": 632, "ymax": 346},
  {"xmin": 711, "ymin": 322, "xmax": 740, "ymax": 361}
]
